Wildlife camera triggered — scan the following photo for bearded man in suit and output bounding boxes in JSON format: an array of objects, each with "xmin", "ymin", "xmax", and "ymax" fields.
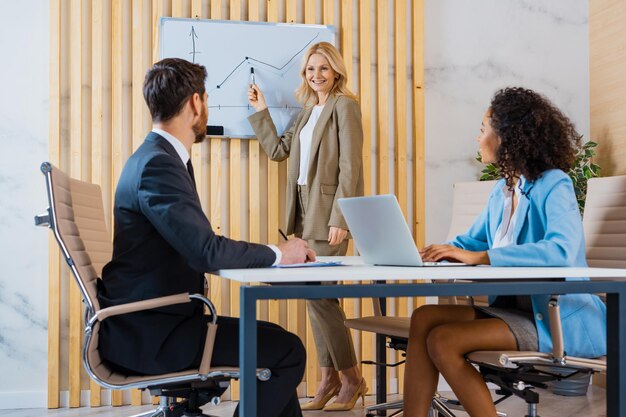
[{"xmin": 98, "ymin": 58, "xmax": 314, "ymax": 417}]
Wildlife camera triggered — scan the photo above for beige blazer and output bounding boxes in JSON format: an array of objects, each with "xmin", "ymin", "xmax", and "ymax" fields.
[{"xmin": 248, "ymin": 95, "xmax": 364, "ymax": 241}]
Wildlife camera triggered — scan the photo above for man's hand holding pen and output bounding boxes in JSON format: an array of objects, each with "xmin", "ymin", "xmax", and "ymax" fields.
[{"xmin": 277, "ymin": 229, "xmax": 316, "ymax": 264}]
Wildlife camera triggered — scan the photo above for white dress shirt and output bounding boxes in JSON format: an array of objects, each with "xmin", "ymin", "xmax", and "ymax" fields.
[
  {"xmin": 152, "ymin": 128, "xmax": 190, "ymax": 166},
  {"xmin": 151, "ymin": 128, "xmax": 281, "ymax": 264},
  {"xmin": 492, "ymin": 178, "xmax": 525, "ymax": 249},
  {"xmin": 297, "ymin": 104, "xmax": 325, "ymax": 185}
]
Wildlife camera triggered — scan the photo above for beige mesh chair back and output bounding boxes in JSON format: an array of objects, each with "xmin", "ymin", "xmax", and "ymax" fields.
[
  {"xmin": 446, "ymin": 180, "xmax": 496, "ymax": 240},
  {"xmin": 36, "ymin": 162, "xmax": 268, "ymax": 416},
  {"xmin": 584, "ymin": 175, "xmax": 626, "ymax": 269},
  {"xmin": 579, "ymin": 175, "xmax": 626, "ymax": 389},
  {"xmin": 36, "ymin": 162, "xmax": 111, "ymax": 316}
]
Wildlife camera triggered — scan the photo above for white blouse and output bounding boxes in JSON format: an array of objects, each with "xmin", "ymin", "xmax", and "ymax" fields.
[
  {"xmin": 297, "ymin": 104, "xmax": 325, "ymax": 185},
  {"xmin": 492, "ymin": 178, "xmax": 525, "ymax": 249}
]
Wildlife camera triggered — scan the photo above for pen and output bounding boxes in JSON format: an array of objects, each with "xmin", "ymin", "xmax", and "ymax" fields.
[
  {"xmin": 249, "ymin": 68, "xmax": 258, "ymax": 102},
  {"xmin": 278, "ymin": 229, "xmax": 288, "ymax": 241}
]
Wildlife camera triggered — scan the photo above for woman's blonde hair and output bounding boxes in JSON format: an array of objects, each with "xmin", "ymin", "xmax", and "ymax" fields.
[{"xmin": 294, "ymin": 42, "xmax": 357, "ymax": 106}]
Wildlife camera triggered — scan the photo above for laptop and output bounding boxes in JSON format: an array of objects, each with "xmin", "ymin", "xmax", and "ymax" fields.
[{"xmin": 338, "ymin": 194, "xmax": 465, "ymax": 267}]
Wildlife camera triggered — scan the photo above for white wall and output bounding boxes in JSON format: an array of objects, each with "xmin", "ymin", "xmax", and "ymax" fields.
[
  {"xmin": 0, "ymin": 0, "xmax": 50, "ymax": 409},
  {"xmin": 425, "ymin": 0, "xmax": 590, "ymax": 243},
  {"xmin": 0, "ymin": 0, "xmax": 589, "ymax": 408}
]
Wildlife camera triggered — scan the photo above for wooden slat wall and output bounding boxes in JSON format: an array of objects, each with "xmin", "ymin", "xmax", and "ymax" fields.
[
  {"xmin": 110, "ymin": 0, "xmax": 125, "ymax": 407},
  {"xmin": 48, "ymin": 0, "xmax": 62, "ymax": 409},
  {"xmin": 47, "ymin": 0, "xmax": 425, "ymax": 407},
  {"xmin": 394, "ymin": 0, "xmax": 408, "ymax": 392},
  {"xmin": 68, "ymin": 0, "xmax": 82, "ymax": 408},
  {"xmin": 590, "ymin": 0, "xmax": 626, "ymax": 176}
]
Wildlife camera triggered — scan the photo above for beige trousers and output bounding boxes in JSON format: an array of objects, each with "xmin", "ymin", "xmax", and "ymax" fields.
[{"xmin": 295, "ymin": 185, "xmax": 358, "ymax": 370}]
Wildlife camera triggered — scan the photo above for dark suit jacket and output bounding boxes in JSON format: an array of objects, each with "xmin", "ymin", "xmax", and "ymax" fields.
[{"xmin": 97, "ymin": 132, "xmax": 275, "ymax": 374}]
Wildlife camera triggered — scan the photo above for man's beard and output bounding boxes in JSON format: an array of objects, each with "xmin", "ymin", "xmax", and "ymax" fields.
[
  {"xmin": 193, "ymin": 107, "xmax": 208, "ymax": 143},
  {"xmin": 193, "ymin": 119, "xmax": 206, "ymax": 143}
]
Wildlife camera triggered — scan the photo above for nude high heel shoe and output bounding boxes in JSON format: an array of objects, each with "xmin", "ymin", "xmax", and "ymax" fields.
[
  {"xmin": 300, "ymin": 384, "xmax": 341, "ymax": 411},
  {"xmin": 323, "ymin": 378, "xmax": 368, "ymax": 411}
]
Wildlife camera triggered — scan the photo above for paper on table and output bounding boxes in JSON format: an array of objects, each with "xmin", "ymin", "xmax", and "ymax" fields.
[{"xmin": 274, "ymin": 261, "xmax": 344, "ymax": 268}]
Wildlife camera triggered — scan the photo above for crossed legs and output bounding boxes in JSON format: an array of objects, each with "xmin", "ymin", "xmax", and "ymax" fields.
[{"xmin": 403, "ymin": 304, "xmax": 518, "ymax": 417}]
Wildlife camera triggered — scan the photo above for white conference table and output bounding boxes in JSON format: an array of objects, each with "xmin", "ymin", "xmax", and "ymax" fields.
[{"xmin": 216, "ymin": 256, "xmax": 626, "ymax": 417}]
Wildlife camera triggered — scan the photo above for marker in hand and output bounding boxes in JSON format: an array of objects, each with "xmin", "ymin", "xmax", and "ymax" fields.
[
  {"xmin": 249, "ymin": 67, "xmax": 258, "ymax": 101},
  {"xmin": 247, "ymin": 69, "xmax": 266, "ymax": 112}
]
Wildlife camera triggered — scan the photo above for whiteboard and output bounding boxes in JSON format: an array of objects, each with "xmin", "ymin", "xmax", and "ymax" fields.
[{"xmin": 160, "ymin": 18, "xmax": 336, "ymax": 138}]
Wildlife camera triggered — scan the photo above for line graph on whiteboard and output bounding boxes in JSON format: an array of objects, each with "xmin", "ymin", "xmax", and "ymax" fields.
[{"xmin": 160, "ymin": 18, "xmax": 335, "ymax": 137}]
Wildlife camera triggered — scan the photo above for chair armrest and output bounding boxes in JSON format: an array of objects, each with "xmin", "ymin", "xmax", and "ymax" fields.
[
  {"xmin": 34, "ymin": 210, "xmax": 51, "ymax": 227},
  {"xmin": 548, "ymin": 295, "xmax": 565, "ymax": 362},
  {"xmin": 90, "ymin": 293, "xmax": 217, "ymax": 326}
]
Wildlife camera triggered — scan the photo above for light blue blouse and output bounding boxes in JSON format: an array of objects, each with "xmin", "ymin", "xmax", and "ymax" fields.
[{"xmin": 449, "ymin": 169, "xmax": 606, "ymax": 358}]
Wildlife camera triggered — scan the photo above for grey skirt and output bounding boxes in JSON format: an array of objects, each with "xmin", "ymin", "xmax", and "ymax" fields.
[{"xmin": 475, "ymin": 295, "xmax": 539, "ymax": 351}]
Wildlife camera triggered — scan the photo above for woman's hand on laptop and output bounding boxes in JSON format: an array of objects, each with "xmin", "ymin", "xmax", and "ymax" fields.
[{"xmin": 420, "ymin": 244, "xmax": 490, "ymax": 265}]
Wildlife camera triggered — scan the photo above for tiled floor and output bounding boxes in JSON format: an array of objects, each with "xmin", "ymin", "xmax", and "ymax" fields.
[{"xmin": 0, "ymin": 387, "xmax": 607, "ymax": 417}]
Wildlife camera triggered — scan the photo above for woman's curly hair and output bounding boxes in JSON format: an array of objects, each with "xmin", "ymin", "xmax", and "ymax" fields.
[{"xmin": 489, "ymin": 87, "xmax": 581, "ymax": 188}]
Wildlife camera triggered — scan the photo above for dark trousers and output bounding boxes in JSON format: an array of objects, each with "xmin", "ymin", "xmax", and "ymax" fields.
[{"xmin": 200, "ymin": 316, "xmax": 306, "ymax": 417}]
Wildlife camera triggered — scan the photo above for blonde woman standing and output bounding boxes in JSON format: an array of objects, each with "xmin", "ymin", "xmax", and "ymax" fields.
[{"xmin": 247, "ymin": 42, "xmax": 366, "ymax": 411}]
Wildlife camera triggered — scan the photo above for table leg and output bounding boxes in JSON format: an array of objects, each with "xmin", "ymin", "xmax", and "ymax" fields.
[
  {"xmin": 375, "ymin": 292, "xmax": 388, "ymax": 412},
  {"xmin": 240, "ymin": 286, "xmax": 258, "ymax": 416},
  {"xmin": 375, "ymin": 333, "xmax": 387, "ymax": 414},
  {"xmin": 606, "ymin": 290, "xmax": 625, "ymax": 417}
]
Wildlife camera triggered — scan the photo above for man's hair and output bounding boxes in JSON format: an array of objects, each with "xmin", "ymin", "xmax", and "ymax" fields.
[{"xmin": 143, "ymin": 58, "xmax": 207, "ymax": 122}]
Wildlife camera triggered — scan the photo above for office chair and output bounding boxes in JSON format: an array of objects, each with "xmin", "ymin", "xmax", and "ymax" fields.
[
  {"xmin": 344, "ymin": 181, "xmax": 496, "ymax": 417},
  {"xmin": 464, "ymin": 175, "xmax": 626, "ymax": 417},
  {"xmin": 35, "ymin": 162, "xmax": 270, "ymax": 417}
]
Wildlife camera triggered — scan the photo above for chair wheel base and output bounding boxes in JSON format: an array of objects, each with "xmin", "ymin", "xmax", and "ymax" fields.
[{"xmin": 366, "ymin": 412, "xmax": 402, "ymax": 417}]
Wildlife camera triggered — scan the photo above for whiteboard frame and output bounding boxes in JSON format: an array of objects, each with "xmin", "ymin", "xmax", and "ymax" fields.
[{"xmin": 159, "ymin": 17, "xmax": 338, "ymax": 139}]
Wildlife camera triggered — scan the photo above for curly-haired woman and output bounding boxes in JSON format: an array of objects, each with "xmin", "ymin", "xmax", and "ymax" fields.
[{"xmin": 402, "ymin": 87, "xmax": 606, "ymax": 417}]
